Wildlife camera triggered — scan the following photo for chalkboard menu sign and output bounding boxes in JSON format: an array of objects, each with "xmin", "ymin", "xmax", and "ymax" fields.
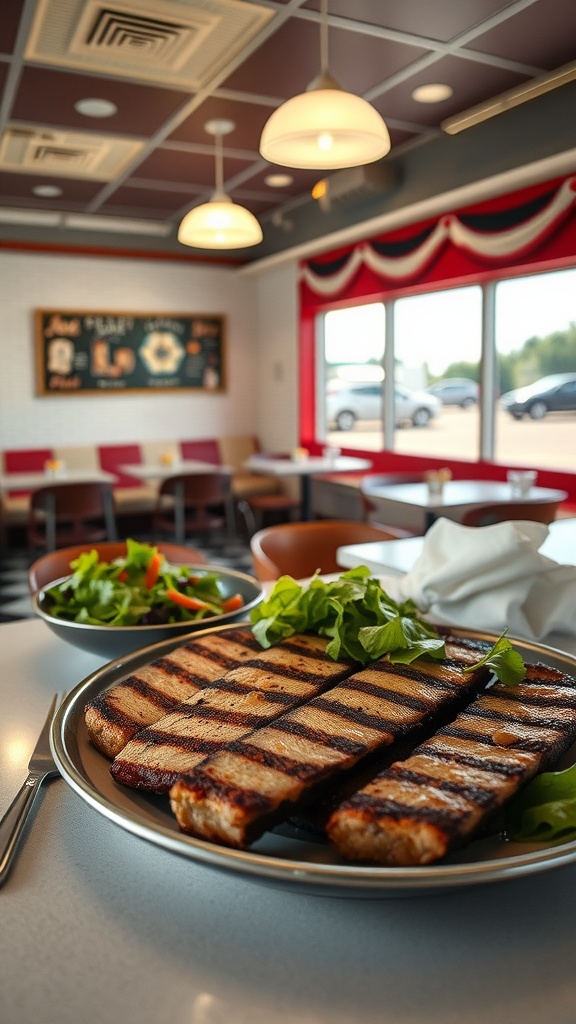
[{"xmin": 35, "ymin": 309, "xmax": 225, "ymax": 396}]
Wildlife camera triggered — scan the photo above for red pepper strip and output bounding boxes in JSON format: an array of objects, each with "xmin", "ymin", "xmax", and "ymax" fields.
[
  {"xmin": 117, "ymin": 569, "xmax": 128, "ymax": 583},
  {"xmin": 165, "ymin": 588, "xmax": 211, "ymax": 612},
  {"xmin": 144, "ymin": 551, "xmax": 163, "ymax": 590},
  {"xmin": 221, "ymin": 593, "xmax": 244, "ymax": 613}
]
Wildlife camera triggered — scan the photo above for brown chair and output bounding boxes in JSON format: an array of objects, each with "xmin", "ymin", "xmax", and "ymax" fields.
[
  {"xmin": 28, "ymin": 540, "xmax": 207, "ymax": 593},
  {"xmin": 250, "ymin": 519, "xmax": 412, "ymax": 581},
  {"xmin": 27, "ymin": 481, "xmax": 117, "ymax": 553},
  {"xmin": 460, "ymin": 500, "xmax": 560, "ymax": 527},
  {"xmin": 237, "ymin": 492, "xmax": 301, "ymax": 536},
  {"xmin": 153, "ymin": 471, "xmax": 235, "ymax": 544},
  {"xmin": 360, "ymin": 472, "xmax": 424, "ymax": 527}
]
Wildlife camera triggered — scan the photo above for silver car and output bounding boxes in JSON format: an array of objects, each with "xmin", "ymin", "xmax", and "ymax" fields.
[
  {"xmin": 326, "ymin": 382, "xmax": 441, "ymax": 431},
  {"xmin": 426, "ymin": 377, "xmax": 479, "ymax": 407}
]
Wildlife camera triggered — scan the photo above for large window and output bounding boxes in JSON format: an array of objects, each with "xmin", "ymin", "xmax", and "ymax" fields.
[
  {"xmin": 394, "ymin": 286, "xmax": 482, "ymax": 459},
  {"xmin": 323, "ymin": 303, "xmax": 385, "ymax": 450},
  {"xmin": 495, "ymin": 268, "xmax": 576, "ymax": 471},
  {"xmin": 318, "ymin": 268, "xmax": 576, "ymax": 472}
]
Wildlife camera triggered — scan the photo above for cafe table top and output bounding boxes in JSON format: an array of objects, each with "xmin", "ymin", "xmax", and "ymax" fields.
[
  {"xmin": 0, "ymin": 468, "xmax": 116, "ymax": 490},
  {"xmin": 337, "ymin": 516, "xmax": 576, "ymax": 577},
  {"xmin": 363, "ymin": 478, "xmax": 568, "ymax": 530},
  {"xmin": 118, "ymin": 459, "xmax": 231, "ymax": 479},
  {"xmin": 245, "ymin": 453, "xmax": 372, "ymax": 519},
  {"xmin": 3, "ymin": 615, "xmax": 576, "ymax": 1024},
  {"xmin": 245, "ymin": 453, "xmax": 372, "ymax": 477}
]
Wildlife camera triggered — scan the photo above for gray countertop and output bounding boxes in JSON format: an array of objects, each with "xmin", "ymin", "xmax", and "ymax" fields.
[{"xmin": 3, "ymin": 618, "xmax": 576, "ymax": 1024}]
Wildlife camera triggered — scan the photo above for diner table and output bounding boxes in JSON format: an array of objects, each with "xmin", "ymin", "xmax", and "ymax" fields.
[
  {"xmin": 337, "ymin": 516, "xmax": 576, "ymax": 577},
  {"xmin": 245, "ymin": 453, "xmax": 372, "ymax": 520},
  {"xmin": 118, "ymin": 459, "xmax": 232, "ymax": 480},
  {"xmin": 362, "ymin": 478, "xmax": 568, "ymax": 531},
  {"xmin": 3, "ymin": 615, "xmax": 576, "ymax": 1024},
  {"xmin": 0, "ymin": 468, "xmax": 117, "ymax": 491}
]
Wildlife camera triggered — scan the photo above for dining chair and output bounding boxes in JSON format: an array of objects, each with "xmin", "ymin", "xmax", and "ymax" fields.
[
  {"xmin": 250, "ymin": 519, "xmax": 413, "ymax": 581},
  {"xmin": 27, "ymin": 481, "xmax": 118, "ymax": 553},
  {"xmin": 28, "ymin": 539, "xmax": 207, "ymax": 593},
  {"xmin": 360, "ymin": 472, "xmax": 424, "ymax": 531},
  {"xmin": 153, "ymin": 471, "xmax": 235, "ymax": 544},
  {"xmin": 236, "ymin": 492, "xmax": 301, "ymax": 536},
  {"xmin": 460, "ymin": 500, "xmax": 561, "ymax": 527}
]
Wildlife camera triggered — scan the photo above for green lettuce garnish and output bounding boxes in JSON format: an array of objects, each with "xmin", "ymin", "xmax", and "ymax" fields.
[
  {"xmin": 463, "ymin": 630, "xmax": 527, "ymax": 687},
  {"xmin": 504, "ymin": 763, "xmax": 576, "ymax": 843},
  {"xmin": 250, "ymin": 566, "xmax": 526, "ymax": 684}
]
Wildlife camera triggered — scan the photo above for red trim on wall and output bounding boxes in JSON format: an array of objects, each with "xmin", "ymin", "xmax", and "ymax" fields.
[
  {"xmin": 299, "ymin": 172, "xmax": 576, "ymax": 504},
  {"xmin": 0, "ymin": 239, "xmax": 243, "ymax": 266}
]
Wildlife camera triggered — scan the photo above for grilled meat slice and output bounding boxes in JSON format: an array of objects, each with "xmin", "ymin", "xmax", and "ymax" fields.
[
  {"xmin": 327, "ymin": 661, "xmax": 576, "ymax": 866},
  {"xmin": 169, "ymin": 636, "xmax": 492, "ymax": 848},
  {"xmin": 85, "ymin": 627, "xmax": 262, "ymax": 757},
  {"xmin": 111, "ymin": 633, "xmax": 359, "ymax": 792}
]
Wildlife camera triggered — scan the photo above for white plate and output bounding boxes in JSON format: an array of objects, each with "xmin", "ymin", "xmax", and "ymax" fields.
[{"xmin": 50, "ymin": 625, "xmax": 576, "ymax": 898}]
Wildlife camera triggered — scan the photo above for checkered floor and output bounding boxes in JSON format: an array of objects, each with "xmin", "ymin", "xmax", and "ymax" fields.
[{"xmin": 0, "ymin": 532, "xmax": 256, "ymax": 624}]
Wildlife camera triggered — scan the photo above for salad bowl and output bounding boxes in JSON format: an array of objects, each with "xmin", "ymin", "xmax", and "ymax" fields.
[{"xmin": 32, "ymin": 541, "xmax": 264, "ymax": 658}]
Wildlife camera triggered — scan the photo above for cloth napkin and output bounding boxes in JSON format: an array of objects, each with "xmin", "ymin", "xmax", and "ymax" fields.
[{"xmin": 379, "ymin": 517, "xmax": 576, "ymax": 641}]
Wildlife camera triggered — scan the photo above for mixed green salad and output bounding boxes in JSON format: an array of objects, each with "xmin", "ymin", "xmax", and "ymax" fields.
[{"xmin": 42, "ymin": 539, "xmax": 246, "ymax": 626}]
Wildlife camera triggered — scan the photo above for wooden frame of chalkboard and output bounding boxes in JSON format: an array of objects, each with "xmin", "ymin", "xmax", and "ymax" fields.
[{"xmin": 35, "ymin": 309, "xmax": 226, "ymax": 396}]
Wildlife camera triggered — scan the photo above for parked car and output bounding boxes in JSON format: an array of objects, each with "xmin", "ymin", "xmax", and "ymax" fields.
[
  {"xmin": 500, "ymin": 373, "xmax": 576, "ymax": 420},
  {"xmin": 326, "ymin": 382, "xmax": 441, "ymax": 431},
  {"xmin": 426, "ymin": 377, "xmax": 479, "ymax": 407}
]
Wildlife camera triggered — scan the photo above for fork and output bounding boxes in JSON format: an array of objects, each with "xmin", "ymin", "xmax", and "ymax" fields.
[{"xmin": 0, "ymin": 693, "xmax": 64, "ymax": 888}]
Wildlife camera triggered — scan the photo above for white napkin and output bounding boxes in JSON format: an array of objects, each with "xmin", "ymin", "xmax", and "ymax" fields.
[{"xmin": 379, "ymin": 517, "xmax": 576, "ymax": 641}]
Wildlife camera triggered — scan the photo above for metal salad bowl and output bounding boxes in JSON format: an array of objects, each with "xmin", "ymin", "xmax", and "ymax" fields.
[{"xmin": 32, "ymin": 565, "xmax": 264, "ymax": 658}]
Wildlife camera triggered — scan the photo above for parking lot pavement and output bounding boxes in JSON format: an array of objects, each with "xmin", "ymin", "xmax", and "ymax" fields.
[{"xmin": 327, "ymin": 407, "xmax": 576, "ymax": 471}]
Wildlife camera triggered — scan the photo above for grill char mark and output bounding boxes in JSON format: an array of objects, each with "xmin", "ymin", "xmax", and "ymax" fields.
[
  {"xmin": 169, "ymin": 638, "xmax": 494, "ymax": 848},
  {"xmin": 110, "ymin": 634, "xmax": 360, "ymax": 792},
  {"xmin": 327, "ymin": 661, "xmax": 576, "ymax": 866},
  {"xmin": 84, "ymin": 628, "xmax": 270, "ymax": 757}
]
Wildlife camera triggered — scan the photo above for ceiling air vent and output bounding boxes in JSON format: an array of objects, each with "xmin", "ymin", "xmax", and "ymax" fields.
[
  {"xmin": 70, "ymin": 2, "xmax": 215, "ymax": 73},
  {"xmin": 0, "ymin": 127, "xmax": 143, "ymax": 180},
  {"xmin": 25, "ymin": 0, "xmax": 274, "ymax": 90}
]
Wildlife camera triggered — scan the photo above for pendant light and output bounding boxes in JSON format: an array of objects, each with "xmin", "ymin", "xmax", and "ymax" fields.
[
  {"xmin": 259, "ymin": 0, "xmax": 390, "ymax": 170},
  {"xmin": 178, "ymin": 119, "xmax": 262, "ymax": 249}
]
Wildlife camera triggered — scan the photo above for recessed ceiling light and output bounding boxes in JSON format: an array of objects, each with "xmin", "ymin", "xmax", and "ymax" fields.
[
  {"xmin": 32, "ymin": 185, "xmax": 63, "ymax": 197},
  {"xmin": 265, "ymin": 173, "xmax": 294, "ymax": 187},
  {"xmin": 74, "ymin": 98, "xmax": 118, "ymax": 118},
  {"xmin": 412, "ymin": 83, "xmax": 453, "ymax": 104}
]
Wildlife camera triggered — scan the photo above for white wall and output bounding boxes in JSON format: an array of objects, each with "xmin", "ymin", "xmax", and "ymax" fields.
[
  {"xmin": 0, "ymin": 249, "xmax": 266, "ymax": 450},
  {"xmin": 251, "ymin": 258, "xmax": 300, "ymax": 452}
]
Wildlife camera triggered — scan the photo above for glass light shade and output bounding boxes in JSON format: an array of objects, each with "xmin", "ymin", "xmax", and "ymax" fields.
[
  {"xmin": 260, "ymin": 88, "xmax": 391, "ymax": 169},
  {"xmin": 178, "ymin": 195, "xmax": 262, "ymax": 249}
]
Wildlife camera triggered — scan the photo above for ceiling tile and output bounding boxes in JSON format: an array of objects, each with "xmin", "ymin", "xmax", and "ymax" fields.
[
  {"xmin": 168, "ymin": 95, "xmax": 272, "ymax": 152},
  {"xmin": 464, "ymin": 0, "xmax": 576, "ymax": 68},
  {"xmin": 302, "ymin": 0, "xmax": 517, "ymax": 44},
  {"xmin": 221, "ymin": 18, "xmax": 427, "ymax": 99},
  {"xmin": 11, "ymin": 66, "xmax": 191, "ymax": 136},
  {"xmin": 0, "ymin": 0, "xmax": 25, "ymax": 55},
  {"xmin": 375, "ymin": 56, "xmax": 530, "ymax": 127},
  {"xmin": 132, "ymin": 147, "xmax": 254, "ymax": 188},
  {"xmin": 0, "ymin": 169, "xmax": 106, "ymax": 205}
]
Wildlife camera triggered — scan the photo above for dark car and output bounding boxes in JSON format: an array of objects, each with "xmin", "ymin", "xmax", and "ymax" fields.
[
  {"xmin": 426, "ymin": 378, "xmax": 479, "ymax": 408},
  {"xmin": 500, "ymin": 373, "xmax": 576, "ymax": 420}
]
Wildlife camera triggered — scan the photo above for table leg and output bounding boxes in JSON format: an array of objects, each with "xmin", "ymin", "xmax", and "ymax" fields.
[
  {"xmin": 300, "ymin": 476, "xmax": 313, "ymax": 521},
  {"xmin": 174, "ymin": 481, "xmax": 185, "ymax": 544}
]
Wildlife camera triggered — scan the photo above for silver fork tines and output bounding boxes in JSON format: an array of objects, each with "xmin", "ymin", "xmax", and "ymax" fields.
[{"xmin": 0, "ymin": 693, "xmax": 64, "ymax": 888}]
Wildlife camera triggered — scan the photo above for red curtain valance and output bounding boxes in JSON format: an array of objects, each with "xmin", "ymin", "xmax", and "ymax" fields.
[{"xmin": 300, "ymin": 174, "xmax": 576, "ymax": 308}]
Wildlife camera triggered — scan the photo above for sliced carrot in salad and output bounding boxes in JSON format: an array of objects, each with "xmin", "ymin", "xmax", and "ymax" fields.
[{"xmin": 144, "ymin": 550, "xmax": 163, "ymax": 590}]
